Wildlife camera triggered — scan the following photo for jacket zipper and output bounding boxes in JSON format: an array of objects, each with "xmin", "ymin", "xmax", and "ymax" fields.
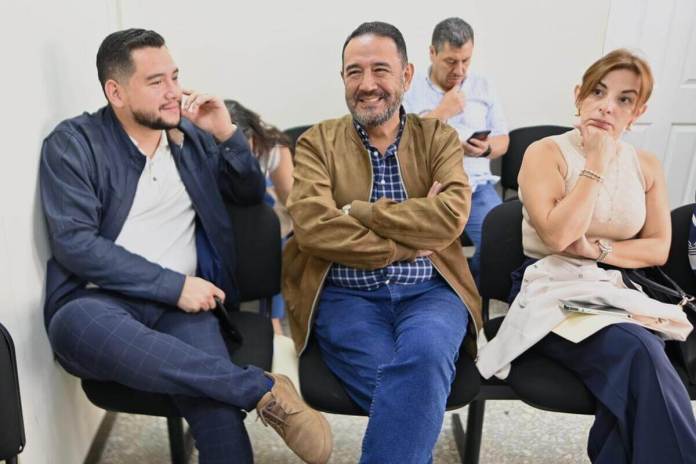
[
  {"xmin": 299, "ymin": 266, "xmax": 332, "ymax": 355},
  {"xmin": 430, "ymin": 260, "xmax": 480, "ymax": 335}
]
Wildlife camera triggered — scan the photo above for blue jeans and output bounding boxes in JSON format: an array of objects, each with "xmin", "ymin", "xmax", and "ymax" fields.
[
  {"xmin": 465, "ymin": 182, "xmax": 501, "ymax": 281},
  {"xmin": 48, "ymin": 290, "xmax": 271, "ymax": 464},
  {"xmin": 314, "ymin": 276, "xmax": 469, "ymax": 464}
]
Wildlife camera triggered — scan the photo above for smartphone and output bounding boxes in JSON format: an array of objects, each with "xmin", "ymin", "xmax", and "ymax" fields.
[
  {"xmin": 466, "ymin": 130, "xmax": 491, "ymax": 143},
  {"xmin": 559, "ymin": 299, "xmax": 632, "ymax": 319},
  {"xmin": 214, "ymin": 296, "xmax": 244, "ymax": 343}
]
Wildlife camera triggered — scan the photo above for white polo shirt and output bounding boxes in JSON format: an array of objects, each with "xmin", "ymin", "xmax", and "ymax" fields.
[{"xmin": 114, "ymin": 131, "xmax": 197, "ymax": 276}]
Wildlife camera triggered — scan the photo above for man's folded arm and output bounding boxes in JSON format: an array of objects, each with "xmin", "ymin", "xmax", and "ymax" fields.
[
  {"xmin": 288, "ymin": 134, "xmax": 418, "ymax": 269},
  {"xmin": 348, "ymin": 126, "xmax": 472, "ymax": 251},
  {"xmin": 41, "ymin": 131, "xmax": 185, "ymax": 305}
]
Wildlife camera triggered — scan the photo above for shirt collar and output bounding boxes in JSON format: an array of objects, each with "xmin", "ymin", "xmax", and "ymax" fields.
[
  {"xmin": 128, "ymin": 130, "xmax": 171, "ymax": 159},
  {"xmin": 353, "ymin": 106, "xmax": 407, "ymax": 154},
  {"xmin": 426, "ymin": 67, "xmax": 467, "ymax": 94}
]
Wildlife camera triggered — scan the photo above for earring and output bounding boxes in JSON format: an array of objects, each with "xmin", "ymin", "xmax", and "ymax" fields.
[
  {"xmin": 626, "ymin": 123, "xmax": 633, "ymax": 131},
  {"xmin": 574, "ymin": 108, "xmax": 580, "ymax": 117}
]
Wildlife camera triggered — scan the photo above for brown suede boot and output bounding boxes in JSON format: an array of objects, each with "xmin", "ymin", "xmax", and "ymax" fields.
[{"xmin": 256, "ymin": 373, "xmax": 333, "ymax": 464}]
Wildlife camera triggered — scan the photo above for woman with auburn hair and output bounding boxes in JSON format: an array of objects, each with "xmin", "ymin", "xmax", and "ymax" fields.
[{"xmin": 477, "ymin": 49, "xmax": 696, "ymax": 462}]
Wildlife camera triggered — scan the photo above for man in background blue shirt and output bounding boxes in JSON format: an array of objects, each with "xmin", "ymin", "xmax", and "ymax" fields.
[{"xmin": 404, "ymin": 17, "xmax": 509, "ymax": 280}]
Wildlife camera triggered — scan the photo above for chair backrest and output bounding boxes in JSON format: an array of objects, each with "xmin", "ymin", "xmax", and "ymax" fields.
[
  {"xmin": 0, "ymin": 323, "xmax": 25, "ymax": 461},
  {"xmin": 662, "ymin": 203, "xmax": 696, "ymax": 296},
  {"xmin": 479, "ymin": 200, "xmax": 525, "ymax": 302},
  {"xmin": 501, "ymin": 125, "xmax": 572, "ymax": 196},
  {"xmin": 284, "ymin": 125, "xmax": 312, "ymax": 151},
  {"xmin": 226, "ymin": 202, "xmax": 281, "ymax": 303}
]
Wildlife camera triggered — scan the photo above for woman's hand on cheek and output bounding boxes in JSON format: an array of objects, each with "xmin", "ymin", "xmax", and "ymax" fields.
[{"xmin": 576, "ymin": 122, "xmax": 617, "ymax": 174}]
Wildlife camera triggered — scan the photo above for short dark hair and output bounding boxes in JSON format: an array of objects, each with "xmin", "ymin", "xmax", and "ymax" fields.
[
  {"xmin": 432, "ymin": 17, "xmax": 474, "ymax": 52},
  {"xmin": 96, "ymin": 28, "xmax": 166, "ymax": 89},
  {"xmin": 342, "ymin": 21, "xmax": 408, "ymax": 67}
]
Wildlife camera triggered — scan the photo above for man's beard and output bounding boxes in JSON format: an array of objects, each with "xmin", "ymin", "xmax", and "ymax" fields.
[
  {"xmin": 347, "ymin": 87, "xmax": 403, "ymax": 128},
  {"xmin": 132, "ymin": 107, "xmax": 180, "ymax": 130}
]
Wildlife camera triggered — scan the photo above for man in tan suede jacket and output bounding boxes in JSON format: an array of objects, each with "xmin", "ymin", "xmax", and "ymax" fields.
[{"xmin": 283, "ymin": 21, "xmax": 481, "ymax": 463}]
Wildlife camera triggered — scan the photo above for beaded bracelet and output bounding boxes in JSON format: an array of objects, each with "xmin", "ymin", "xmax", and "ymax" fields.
[{"xmin": 579, "ymin": 169, "xmax": 603, "ymax": 183}]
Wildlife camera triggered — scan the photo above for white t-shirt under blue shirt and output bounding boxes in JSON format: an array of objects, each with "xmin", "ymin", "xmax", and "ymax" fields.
[
  {"xmin": 116, "ymin": 131, "xmax": 198, "ymax": 277},
  {"xmin": 403, "ymin": 70, "xmax": 508, "ymax": 191}
]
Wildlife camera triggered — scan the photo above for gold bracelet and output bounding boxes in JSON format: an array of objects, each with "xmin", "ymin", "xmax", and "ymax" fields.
[{"xmin": 579, "ymin": 169, "xmax": 603, "ymax": 183}]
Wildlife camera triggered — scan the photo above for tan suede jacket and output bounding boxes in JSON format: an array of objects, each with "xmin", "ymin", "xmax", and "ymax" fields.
[{"xmin": 283, "ymin": 114, "xmax": 482, "ymax": 356}]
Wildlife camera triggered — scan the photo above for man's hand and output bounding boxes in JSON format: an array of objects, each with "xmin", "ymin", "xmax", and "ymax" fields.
[
  {"xmin": 181, "ymin": 89, "xmax": 236, "ymax": 142},
  {"xmin": 462, "ymin": 137, "xmax": 490, "ymax": 157},
  {"xmin": 427, "ymin": 181, "xmax": 443, "ymax": 198},
  {"xmin": 438, "ymin": 86, "xmax": 466, "ymax": 120},
  {"xmin": 177, "ymin": 276, "xmax": 226, "ymax": 313},
  {"xmin": 427, "ymin": 86, "xmax": 466, "ymax": 122}
]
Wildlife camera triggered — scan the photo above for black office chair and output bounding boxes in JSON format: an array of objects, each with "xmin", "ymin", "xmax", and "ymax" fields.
[
  {"xmin": 500, "ymin": 126, "xmax": 572, "ymax": 199},
  {"xmin": 452, "ymin": 200, "xmax": 595, "ymax": 463},
  {"xmin": 300, "ymin": 334, "xmax": 480, "ymax": 412},
  {"xmin": 0, "ymin": 323, "xmax": 25, "ymax": 464},
  {"xmin": 81, "ymin": 202, "xmax": 280, "ymax": 464},
  {"xmin": 662, "ymin": 203, "xmax": 696, "ymax": 297},
  {"xmin": 283, "ymin": 125, "xmax": 312, "ymax": 152},
  {"xmin": 661, "ymin": 203, "xmax": 696, "ymax": 397}
]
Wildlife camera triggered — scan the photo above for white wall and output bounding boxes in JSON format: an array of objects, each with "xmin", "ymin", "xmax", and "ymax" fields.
[
  {"xmin": 0, "ymin": 0, "xmax": 609, "ymax": 461},
  {"xmin": 0, "ymin": 1, "xmax": 119, "ymax": 463},
  {"xmin": 121, "ymin": 0, "xmax": 610, "ymax": 130}
]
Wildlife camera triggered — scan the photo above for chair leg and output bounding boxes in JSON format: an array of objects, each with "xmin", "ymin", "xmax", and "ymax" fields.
[
  {"xmin": 452, "ymin": 399, "xmax": 485, "ymax": 464},
  {"xmin": 167, "ymin": 416, "xmax": 193, "ymax": 464},
  {"xmin": 6, "ymin": 456, "xmax": 18, "ymax": 464}
]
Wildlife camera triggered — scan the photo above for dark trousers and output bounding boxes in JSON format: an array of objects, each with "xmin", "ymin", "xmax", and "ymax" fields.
[
  {"xmin": 47, "ymin": 290, "xmax": 270, "ymax": 464},
  {"xmin": 533, "ymin": 323, "xmax": 696, "ymax": 463}
]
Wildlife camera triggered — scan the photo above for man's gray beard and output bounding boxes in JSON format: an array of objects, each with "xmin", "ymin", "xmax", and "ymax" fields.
[
  {"xmin": 347, "ymin": 84, "xmax": 404, "ymax": 128},
  {"xmin": 350, "ymin": 99, "xmax": 400, "ymax": 128},
  {"xmin": 133, "ymin": 109, "xmax": 179, "ymax": 131}
]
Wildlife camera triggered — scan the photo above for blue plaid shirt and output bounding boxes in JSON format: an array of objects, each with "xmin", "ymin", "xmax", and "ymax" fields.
[{"xmin": 326, "ymin": 109, "xmax": 434, "ymax": 290}]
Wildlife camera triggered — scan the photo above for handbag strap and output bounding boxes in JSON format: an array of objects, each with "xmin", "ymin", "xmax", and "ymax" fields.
[{"xmin": 625, "ymin": 268, "xmax": 696, "ymax": 310}]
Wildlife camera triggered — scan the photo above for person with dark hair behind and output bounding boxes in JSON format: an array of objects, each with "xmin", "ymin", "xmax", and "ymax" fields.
[
  {"xmin": 285, "ymin": 21, "xmax": 480, "ymax": 463},
  {"xmin": 225, "ymin": 99, "xmax": 294, "ymax": 334},
  {"xmin": 40, "ymin": 28, "xmax": 331, "ymax": 464}
]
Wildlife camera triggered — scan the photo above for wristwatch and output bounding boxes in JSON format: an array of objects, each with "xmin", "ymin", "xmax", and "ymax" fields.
[{"xmin": 595, "ymin": 239, "xmax": 613, "ymax": 263}]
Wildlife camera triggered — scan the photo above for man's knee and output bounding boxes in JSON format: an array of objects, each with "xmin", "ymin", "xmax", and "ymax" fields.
[
  {"xmin": 48, "ymin": 299, "xmax": 94, "ymax": 354},
  {"xmin": 48, "ymin": 296, "xmax": 128, "ymax": 361}
]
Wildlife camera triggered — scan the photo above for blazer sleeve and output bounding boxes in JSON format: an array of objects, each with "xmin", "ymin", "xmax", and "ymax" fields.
[{"xmin": 40, "ymin": 130, "xmax": 185, "ymax": 305}]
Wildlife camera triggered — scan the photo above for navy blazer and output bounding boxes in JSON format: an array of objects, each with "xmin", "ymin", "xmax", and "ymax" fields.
[{"xmin": 39, "ymin": 105, "xmax": 266, "ymax": 327}]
